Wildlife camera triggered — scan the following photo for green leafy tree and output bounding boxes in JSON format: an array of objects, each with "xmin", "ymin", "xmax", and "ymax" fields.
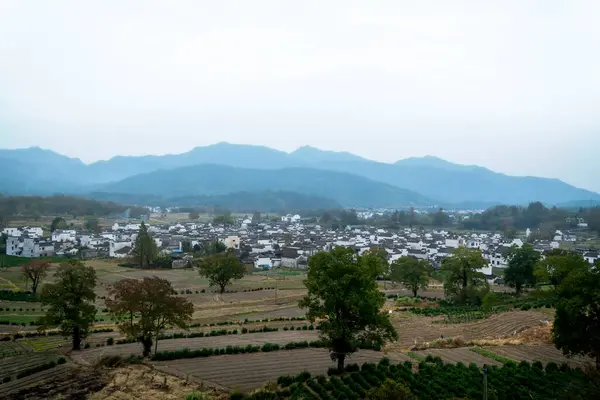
[
  {"xmin": 504, "ymin": 244, "xmax": 540, "ymax": 295},
  {"xmin": 535, "ymin": 249, "xmax": 589, "ymax": 290},
  {"xmin": 197, "ymin": 250, "xmax": 245, "ymax": 293},
  {"xmin": 252, "ymin": 212, "xmax": 261, "ymax": 223},
  {"xmin": 181, "ymin": 240, "xmax": 192, "ymax": 253},
  {"xmin": 213, "ymin": 214, "xmax": 234, "ymax": 225},
  {"xmin": 84, "ymin": 217, "xmax": 101, "ymax": 233},
  {"xmin": 188, "ymin": 211, "xmax": 200, "ymax": 220},
  {"xmin": 106, "ymin": 276, "xmax": 194, "ymax": 356},
  {"xmin": 552, "ymin": 265, "xmax": 600, "ymax": 369},
  {"xmin": 39, "ymin": 260, "xmax": 97, "ymax": 350},
  {"xmin": 442, "ymin": 247, "xmax": 489, "ymax": 305},
  {"xmin": 366, "ymin": 379, "xmax": 414, "ymax": 400},
  {"xmin": 21, "ymin": 260, "xmax": 50, "ymax": 295},
  {"xmin": 390, "ymin": 257, "xmax": 430, "ymax": 297},
  {"xmin": 50, "ymin": 217, "xmax": 67, "ymax": 232},
  {"xmin": 196, "ymin": 240, "xmax": 226, "ymax": 256},
  {"xmin": 299, "ymin": 247, "xmax": 398, "ymax": 372},
  {"xmin": 132, "ymin": 222, "xmax": 158, "ymax": 268}
]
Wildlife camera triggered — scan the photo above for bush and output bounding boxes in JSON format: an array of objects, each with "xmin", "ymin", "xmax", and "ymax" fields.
[
  {"xmin": 230, "ymin": 392, "xmax": 246, "ymax": 400},
  {"xmin": 295, "ymin": 371, "xmax": 311, "ymax": 382},
  {"xmin": 185, "ymin": 392, "xmax": 207, "ymax": 400},
  {"xmin": 277, "ymin": 375, "xmax": 295, "ymax": 387},
  {"xmin": 106, "ymin": 337, "xmax": 114, "ymax": 346},
  {"xmin": 57, "ymin": 357, "xmax": 67, "ymax": 365},
  {"xmin": 3, "ymin": 376, "xmax": 11, "ymax": 383},
  {"xmin": 345, "ymin": 363, "xmax": 360, "ymax": 372}
]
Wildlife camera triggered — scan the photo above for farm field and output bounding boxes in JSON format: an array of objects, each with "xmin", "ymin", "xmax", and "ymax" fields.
[
  {"xmin": 414, "ymin": 347, "xmax": 503, "ymax": 366},
  {"xmin": 387, "ymin": 310, "xmax": 551, "ymax": 349},
  {"xmin": 482, "ymin": 344, "xmax": 593, "ymax": 368},
  {"xmin": 0, "ymin": 352, "xmax": 58, "ymax": 381},
  {"xmin": 74, "ymin": 330, "xmax": 321, "ymax": 365},
  {"xmin": 153, "ymin": 348, "xmax": 411, "ymax": 392}
]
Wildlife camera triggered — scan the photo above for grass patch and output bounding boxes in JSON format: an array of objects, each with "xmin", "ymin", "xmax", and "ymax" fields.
[
  {"xmin": 470, "ymin": 347, "xmax": 516, "ymax": 364},
  {"xmin": 407, "ymin": 351, "xmax": 425, "ymax": 361}
]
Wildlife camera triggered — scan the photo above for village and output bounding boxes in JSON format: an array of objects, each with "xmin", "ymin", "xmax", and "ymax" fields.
[{"xmin": 3, "ymin": 212, "xmax": 598, "ymax": 282}]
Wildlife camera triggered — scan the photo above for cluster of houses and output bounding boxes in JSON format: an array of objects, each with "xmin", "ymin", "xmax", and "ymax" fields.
[{"xmin": 3, "ymin": 216, "xmax": 598, "ymax": 281}]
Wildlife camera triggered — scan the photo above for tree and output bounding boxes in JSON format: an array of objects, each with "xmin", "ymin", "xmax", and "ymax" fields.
[
  {"xmin": 252, "ymin": 212, "xmax": 261, "ymax": 223},
  {"xmin": 552, "ymin": 265, "xmax": 600, "ymax": 369},
  {"xmin": 213, "ymin": 214, "xmax": 234, "ymax": 225},
  {"xmin": 50, "ymin": 217, "xmax": 67, "ymax": 232},
  {"xmin": 197, "ymin": 250, "xmax": 245, "ymax": 293},
  {"xmin": 188, "ymin": 211, "xmax": 200, "ymax": 220},
  {"xmin": 390, "ymin": 257, "xmax": 430, "ymax": 297},
  {"xmin": 196, "ymin": 240, "xmax": 226, "ymax": 256},
  {"xmin": 132, "ymin": 222, "xmax": 158, "ymax": 268},
  {"xmin": 299, "ymin": 247, "xmax": 398, "ymax": 372},
  {"xmin": 181, "ymin": 240, "xmax": 193, "ymax": 253},
  {"xmin": 535, "ymin": 249, "xmax": 589, "ymax": 290},
  {"xmin": 442, "ymin": 248, "xmax": 489, "ymax": 305},
  {"xmin": 366, "ymin": 379, "xmax": 414, "ymax": 400},
  {"xmin": 38, "ymin": 260, "xmax": 97, "ymax": 350},
  {"xmin": 84, "ymin": 217, "xmax": 101, "ymax": 233},
  {"xmin": 21, "ymin": 260, "xmax": 50, "ymax": 295},
  {"xmin": 106, "ymin": 276, "xmax": 194, "ymax": 357},
  {"xmin": 283, "ymin": 233, "xmax": 292, "ymax": 246},
  {"xmin": 504, "ymin": 244, "xmax": 540, "ymax": 295}
]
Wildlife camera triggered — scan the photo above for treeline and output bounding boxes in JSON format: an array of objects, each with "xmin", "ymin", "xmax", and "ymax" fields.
[
  {"xmin": 310, "ymin": 203, "xmax": 600, "ymax": 235},
  {"xmin": 0, "ymin": 195, "xmax": 146, "ymax": 226}
]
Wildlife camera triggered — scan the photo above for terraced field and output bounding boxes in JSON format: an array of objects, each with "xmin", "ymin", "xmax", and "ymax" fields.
[
  {"xmin": 482, "ymin": 344, "xmax": 593, "ymax": 368},
  {"xmin": 0, "ymin": 353, "xmax": 57, "ymax": 381},
  {"xmin": 154, "ymin": 348, "xmax": 411, "ymax": 392},
  {"xmin": 74, "ymin": 330, "xmax": 320, "ymax": 365},
  {"xmin": 0, "ymin": 364, "xmax": 74, "ymax": 398},
  {"xmin": 0, "ymin": 340, "xmax": 32, "ymax": 357},
  {"xmin": 391, "ymin": 310, "xmax": 550, "ymax": 348},
  {"xmin": 414, "ymin": 348, "xmax": 503, "ymax": 366}
]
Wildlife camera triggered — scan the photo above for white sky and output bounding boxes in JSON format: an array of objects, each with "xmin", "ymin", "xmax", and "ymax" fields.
[{"xmin": 0, "ymin": 1, "xmax": 599, "ymax": 191}]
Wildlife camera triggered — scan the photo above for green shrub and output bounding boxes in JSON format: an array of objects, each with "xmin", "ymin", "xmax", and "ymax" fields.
[
  {"xmin": 2, "ymin": 376, "xmax": 11, "ymax": 383},
  {"xmin": 57, "ymin": 357, "xmax": 67, "ymax": 365},
  {"xmin": 106, "ymin": 337, "xmax": 114, "ymax": 346},
  {"xmin": 277, "ymin": 375, "xmax": 295, "ymax": 387},
  {"xmin": 230, "ymin": 392, "xmax": 245, "ymax": 400},
  {"xmin": 185, "ymin": 392, "xmax": 207, "ymax": 400}
]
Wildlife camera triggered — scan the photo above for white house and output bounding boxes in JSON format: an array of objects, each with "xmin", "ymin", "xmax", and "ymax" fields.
[
  {"xmin": 109, "ymin": 240, "xmax": 133, "ymax": 258},
  {"xmin": 52, "ymin": 230, "xmax": 77, "ymax": 243},
  {"xmin": 224, "ymin": 236, "xmax": 240, "ymax": 250},
  {"xmin": 254, "ymin": 256, "xmax": 273, "ymax": 269},
  {"xmin": 2, "ymin": 228, "xmax": 21, "ymax": 237}
]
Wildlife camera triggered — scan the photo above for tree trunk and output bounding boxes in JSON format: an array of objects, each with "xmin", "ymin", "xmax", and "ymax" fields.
[
  {"xmin": 337, "ymin": 354, "xmax": 346, "ymax": 372},
  {"xmin": 141, "ymin": 336, "xmax": 153, "ymax": 358},
  {"xmin": 72, "ymin": 326, "xmax": 81, "ymax": 351},
  {"xmin": 412, "ymin": 287, "xmax": 418, "ymax": 297},
  {"xmin": 596, "ymin": 355, "xmax": 600, "ymax": 371},
  {"xmin": 515, "ymin": 283, "xmax": 522, "ymax": 296},
  {"xmin": 31, "ymin": 281, "xmax": 38, "ymax": 295},
  {"xmin": 220, "ymin": 284, "xmax": 226, "ymax": 294}
]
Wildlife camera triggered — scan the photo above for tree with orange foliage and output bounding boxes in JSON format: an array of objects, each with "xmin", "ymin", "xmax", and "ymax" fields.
[
  {"xmin": 106, "ymin": 276, "xmax": 194, "ymax": 357},
  {"xmin": 22, "ymin": 260, "xmax": 50, "ymax": 294}
]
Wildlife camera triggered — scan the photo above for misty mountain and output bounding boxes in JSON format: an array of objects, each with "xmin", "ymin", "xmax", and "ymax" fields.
[
  {"xmin": 97, "ymin": 164, "xmax": 434, "ymax": 208},
  {"xmin": 89, "ymin": 190, "xmax": 341, "ymax": 212},
  {"xmin": 1, "ymin": 143, "xmax": 599, "ymax": 207}
]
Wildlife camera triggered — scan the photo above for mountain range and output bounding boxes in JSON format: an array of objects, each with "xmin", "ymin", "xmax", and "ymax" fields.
[{"xmin": 1, "ymin": 143, "xmax": 598, "ymax": 209}]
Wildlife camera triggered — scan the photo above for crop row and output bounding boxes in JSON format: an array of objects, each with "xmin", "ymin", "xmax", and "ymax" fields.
[
  {"xmin": 470, "ymin": 347, "xmax": 516, "ymax": 364},
  {"xmin": 188, "ymin": 316, "xmax": 307, "ymax": 328},
  {"xmin": 1, "ymin": 357, "xmax": 66, "ymax": 384},
  {"xmin": 151, "ymin": 340, "xmax": 381, "ymax": 362},
  {"xmin": 234, "ymin": 356, "xmax": 599, "ymax": 400}
]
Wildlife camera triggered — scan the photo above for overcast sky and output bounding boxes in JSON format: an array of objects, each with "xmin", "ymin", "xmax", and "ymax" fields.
[{"xmin": 1, "ymin": 1, "xmax": 599, "ymax": 192}]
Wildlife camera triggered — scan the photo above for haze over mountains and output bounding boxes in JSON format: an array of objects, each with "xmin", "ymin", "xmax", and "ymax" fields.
[{"xmin": 1, "ymin": 143, "xmax": 598, "ymax": 209}]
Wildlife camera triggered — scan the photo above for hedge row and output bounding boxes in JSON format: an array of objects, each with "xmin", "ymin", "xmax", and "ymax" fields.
[
  {"xmin": 11, "ymin": 357, "xmax": 66, "ymax": 380},
  {"xmin": 187, "ymin": 316, "xmax": 306, "ymax": 329},
  {"xmin": 0, "ymin": 290, "xmax": 38, "ymax": 302},
  {"xmin": 151, "ymin": 340, "xmax": 382, "ymax": 361}
]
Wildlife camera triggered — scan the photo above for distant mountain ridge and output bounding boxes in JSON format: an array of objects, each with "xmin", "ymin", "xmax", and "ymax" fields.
[{"xmin": 0, "ymin": 142, "xmax": 598, "ymax": 208}]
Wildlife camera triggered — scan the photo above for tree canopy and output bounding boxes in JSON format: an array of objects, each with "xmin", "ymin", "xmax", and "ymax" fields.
[
  {"xmin": 21, "ymin": 260, "xmax": 50, "ymax": 295},
  {"xmin": 535, "ymin": 249, "xmax": 589, "ymax": 289},
  {"xmin": 299, "ymin": 247, "xmax": 397, "ymax": 372},
  {"xmin": 442, "ymin": 247, "xmax": 489, "ymax": 305},
  {"xmin": 197, "ymin": 250, "xmax": 245, "ymax": 293},
  {"xmin": 552, "ymin": 264, "xmax": 600, "ymax": 369},
  {"xmin": 504, "ymin": 244, "xmax": 540, "ymax": 295},
  {"xmin": 50, "ymin": 217, "xmax": 67, "ymax": 232},
  {"xmin": 390, "ymin": 257, "xmax": 430, "ymax": 297},
  {"xmin": 39, "ymin": 260, "xmax": 97, "ymax": 350},
  {"xmin": 132, "ymin": 221, "xmax": 158, "ymax": 268},
  {"xmin": 106, "ymin": 276, "xmax": 194, "ymax": 357}
]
